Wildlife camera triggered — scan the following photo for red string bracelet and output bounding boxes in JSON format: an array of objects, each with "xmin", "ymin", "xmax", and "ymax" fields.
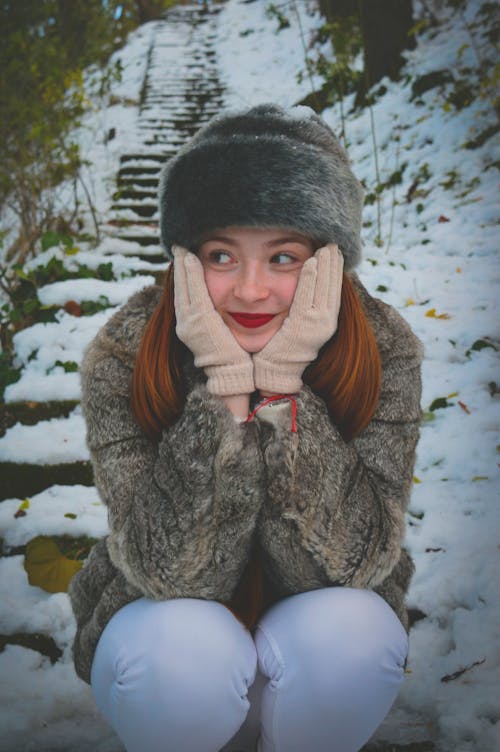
[{"xmin": 245, "ymin": 394, "xmax": 297, "ymax": 433}]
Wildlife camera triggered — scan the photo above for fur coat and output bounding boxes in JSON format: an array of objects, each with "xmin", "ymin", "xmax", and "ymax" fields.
[{"xmin": 69, "ymin": 272, "xmax": 424, "ymax": 684}]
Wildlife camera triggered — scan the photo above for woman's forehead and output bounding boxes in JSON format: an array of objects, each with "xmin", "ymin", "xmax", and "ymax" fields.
[{"xmin": 198, "ymin": 226, "xmax": 314, "ymax": 246}]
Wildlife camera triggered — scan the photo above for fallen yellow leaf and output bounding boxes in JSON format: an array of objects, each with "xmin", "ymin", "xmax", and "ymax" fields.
[
  {"xmin": 24, "ymin": 536, "xmax": 82, "ymax": 593},
  {"xmin": 426, "ymin": 308, "xmax": 451, "ymax": 319},
  {"xmin": 413, "ymin": 476, "xmax": 421, "ymax": 483},
  {"xmin": 14, "ymin": 498, "xmax": 31, "ymax": 518},
  {"xmin": 405, "ymin": 298, "xmax": 415, "ymax": 306}
]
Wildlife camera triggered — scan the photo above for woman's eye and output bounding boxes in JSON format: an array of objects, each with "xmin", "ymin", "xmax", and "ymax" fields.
[
  {"xmin": 208, "ymin": 250, "xmax": 232, "ymax": 264},
  {"xmin": 271, "ymin": 252, "xmax": 296, "ymax": 265}
]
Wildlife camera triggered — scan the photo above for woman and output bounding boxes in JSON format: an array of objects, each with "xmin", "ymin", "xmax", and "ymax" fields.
[{"xmin": 69, "ymin": 104, "xmax": 424, "ymax": 752}]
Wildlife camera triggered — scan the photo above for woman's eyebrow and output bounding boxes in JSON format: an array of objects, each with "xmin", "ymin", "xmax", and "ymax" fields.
[
  {"xmin": 202, "ymin": 235, "xmax": 238, "ymax": 245},
  {"xmin": 201, "ymin": 235, "xmax": 308, "ymax": 247},
  {"xmin": 265, "ymin": 237, "xmax": 308, "ymax": 247}
]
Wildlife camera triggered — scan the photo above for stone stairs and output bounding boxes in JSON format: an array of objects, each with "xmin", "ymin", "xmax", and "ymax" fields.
[
  {"xmin": 0, "ymin": 1, "xmax": 226, "ymax": 503},
  {"xmin": 105, "ymin": 2, "xmax": 225, "ymax": 262}
]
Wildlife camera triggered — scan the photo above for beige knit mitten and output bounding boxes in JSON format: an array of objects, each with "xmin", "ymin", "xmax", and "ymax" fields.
[
  {"xmin": 173, "ymin": 246, "xmax": 255, "ymax": 396},
  {"xmin": 253, "ymin": 243, "xmax": 344, "ymax": 394}
]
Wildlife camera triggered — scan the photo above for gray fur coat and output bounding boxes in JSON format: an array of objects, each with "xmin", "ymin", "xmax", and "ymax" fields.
[{"xmin": 69, "ymin": 272, "xmax": 424, "ymax": 684}]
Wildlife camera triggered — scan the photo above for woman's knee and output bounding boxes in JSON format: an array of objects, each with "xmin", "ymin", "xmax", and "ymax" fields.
[
  {"xmin": 254, "ymin": 590, "xmax": 409, "ymax": 752},
  {"xmin": 91, "ymin": 597, "xmax": 258, "ymax": 714},
  {"xmin": 96, "ymin": 596, "xmax": 256, "ymax": 675},
  {"xmin": 255, "ymin": 587, "xmax": 408, "ymax": 682}
]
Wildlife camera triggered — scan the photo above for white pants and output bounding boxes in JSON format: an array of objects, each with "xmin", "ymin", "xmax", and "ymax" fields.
[{"xmin": 90, "ymin": 587, "xmax": 408, "ymax": 752}]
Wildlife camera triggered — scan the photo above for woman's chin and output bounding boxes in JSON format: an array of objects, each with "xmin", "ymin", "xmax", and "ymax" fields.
[{"xmin": 233, "ymin": 330, "xmax": 274, "ymax": 354}]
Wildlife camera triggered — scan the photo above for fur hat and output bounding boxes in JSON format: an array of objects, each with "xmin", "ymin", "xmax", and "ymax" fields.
[{"xmin": 159, "ymin": 103, "xmax": 364, "ymax": 270}]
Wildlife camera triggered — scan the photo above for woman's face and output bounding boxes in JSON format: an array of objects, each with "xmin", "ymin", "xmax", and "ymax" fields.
[{"xmin": 197, "ymin": 226, "xmax": 315, "ymax": 353}]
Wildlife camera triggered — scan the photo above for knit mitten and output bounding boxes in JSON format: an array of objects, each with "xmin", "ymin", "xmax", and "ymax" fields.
[
  {"xmin": 253, "ymin": 244, "xmax": 344, "ymax": 394},
  {"xmin": 173, "ymin": 246, "xmax": 255, "ymax": 396}
]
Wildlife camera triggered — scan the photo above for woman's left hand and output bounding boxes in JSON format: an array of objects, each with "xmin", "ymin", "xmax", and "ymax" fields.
[
  {"xmin": 253, "ymin": 243, "xmax": 344, "ymax": 394},
  {"xmin": 173, "ymin": 246, "xmax": 255, "ymax": 396}
]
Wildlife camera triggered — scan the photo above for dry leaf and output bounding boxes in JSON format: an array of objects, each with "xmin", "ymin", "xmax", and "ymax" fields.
[
  {"xmin": 14, "ymin": 498, "xmax": 30, "ymax": 518},
  {"xmin": 24, "ymin": 536, "xmax": 82, "ymax": 593},
  {"xmin": 426, "ymin": 308, "xmax": 451, "ymax": 319},
  {"xmin": 63, "ymin": 300, "xmax": 82, "ymax": 317}
]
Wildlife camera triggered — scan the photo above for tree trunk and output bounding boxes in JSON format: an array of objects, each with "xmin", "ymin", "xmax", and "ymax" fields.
[
  {"xmin": 318, "ymin": 0, "xmax": 353, "ymax": 19},
  {"xmin": 135, "ymin": 0, "xmax": 167, "ymax": 23},
  {"xmin": 319, "ymin": 0, "xmax": 415, "ymax": 89},
  {"xmin": 359, "ymin": 0, "xmax": 415, "ymax": 88}
]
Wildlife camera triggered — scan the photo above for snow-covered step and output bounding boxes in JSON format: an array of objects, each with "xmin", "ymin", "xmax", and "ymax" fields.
[
  {"xmin": 119, "ymin": 155, "xmax": 167, "ymax": 166},
  {"xmin": 36, "ymin": 276, "xmax": 156, "ymax": 308},
  {"xmin": 97, "ymin": 236, "xmax": 163, "ymax": 259},
  {"xmin": 117, "ymin": 164, "xmax": 162, "ymax": 177},
  {"xmin": 0, "ymin": 412, "xmax": 88, "ymax": 466},
  {"xmin": 2, "ymin": 307, "xmax": 115, "ymax": 408},
  {"xmin": 0, "ymin": 485, "xmax": 108, "ymax": 554},
  {"xmin": 103, "ymin": 2, "xmax": 226, "ymax": 262},
  {"xmin": 1, "ymin": 460, "xmax": 93, "ymax": 502},
  {"xmin": 115, "ymin": 176, "xmax": 160, "ymax": 188},
  {"xmin": 110, "ymin": 204, "xmax": 158, "ymax": 219},
  {"xmin": 111, "ymin": 192, "xmax": 159, "ymax": 205},
  {"xmin": 0, "ymin": 413, "xmax": 93, "ymax": 501},
  {"xmin": 142, "ymin": 136, "xmax": 186, "ymax": 146},
  {"xmin": 113, "ymin": 190, "xmax": 158, "ymax": 204}
]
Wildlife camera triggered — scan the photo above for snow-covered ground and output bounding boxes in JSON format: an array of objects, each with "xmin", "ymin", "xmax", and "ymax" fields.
[{"xmin": 0, "ymin": 1, "xmax": 499, "ymax": 750}]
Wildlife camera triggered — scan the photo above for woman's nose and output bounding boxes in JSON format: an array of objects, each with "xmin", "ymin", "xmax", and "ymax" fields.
[{"xmin": 233, "ymin": 265, "xmax": 270, "ymax": 302}]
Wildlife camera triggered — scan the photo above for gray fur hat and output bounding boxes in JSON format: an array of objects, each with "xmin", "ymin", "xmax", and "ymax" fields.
[{"xmin": 159, "ymin": 103, "xmax": 364, "ymax": 270}]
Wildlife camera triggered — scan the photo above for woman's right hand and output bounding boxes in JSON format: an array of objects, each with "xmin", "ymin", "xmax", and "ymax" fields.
[
  {"xmin": 173, "ymin": 246, "xmax": 254, "ymax": 396},
  {"xmin": 253, "ymin": 243, "xmax": 344, "ymax": 394}
]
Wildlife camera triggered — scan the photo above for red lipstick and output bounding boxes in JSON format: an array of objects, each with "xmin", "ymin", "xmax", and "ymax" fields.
[{"xmin": 229, "ymin": 312, "xmax": 276, "ymax": 328}]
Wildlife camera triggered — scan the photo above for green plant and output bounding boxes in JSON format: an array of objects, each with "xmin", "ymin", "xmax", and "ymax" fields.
[
  {"xmin": 0, "ymin": 249, "xmax": 117, "ymax": 399},
  {"xmin": 79, "ymin": 296, "xmax": 112, "ymax": 315},
  {"xmin": 465, "ymin": 338, "xmax": 497, "ymax": 357},
  {"xmin": 302, "ymin": 14, "xmax": 362, "ymax": 142},
  {"xmin": 47, "ymin": 361, "xmax": 79, "ymax": 374},
  {"xmin": 266, "ymin": 4, "xmax": 291, "ymax": 32},
  {"xmin": 429, "ymin": 396, "xmax": 455, "ymax": 410},
  {"xmin": 0, "ymin": 1, "xmax": 177, "ymax": 264},
  {"xmin": 0, "ymin": 350, "xmax": 22, "ymax": 401}
]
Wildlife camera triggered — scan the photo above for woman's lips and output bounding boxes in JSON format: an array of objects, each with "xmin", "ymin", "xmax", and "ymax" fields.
[{"xmin": 229, "ymin": 312, "xmax": 276, "ymax": 329}]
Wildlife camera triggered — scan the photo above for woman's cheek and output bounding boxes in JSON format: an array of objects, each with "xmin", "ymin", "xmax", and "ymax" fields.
[
  {"xmin": 281, "ymin": 272, "xmax": 302, "ymax": 309},
  {"xmin": 202, "ymin": 269, "xmax": 225, "ymax": 307}
]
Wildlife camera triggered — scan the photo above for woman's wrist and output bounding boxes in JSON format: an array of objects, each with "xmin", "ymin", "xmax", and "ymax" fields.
[
  {"xmin": 259, "ymin": 389, "xmax": 299, "ymax": 398},
  {"xmin": 220, "ymin": 393, "xmax": 251, "ymax": 420}
]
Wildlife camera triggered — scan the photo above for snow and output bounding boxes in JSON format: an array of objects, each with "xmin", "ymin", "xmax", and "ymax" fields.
[
  {"xmin": 0, "ymin": 486, "xmax": 108, "ymax": 549},
  {"xmin": 0, "ymin": 0, "xmax": 499, "ymax": 750},
  {"xmin": 0, "ymin": 410, "xmax": 88, "ymax": 464},
  {"xmin": 216, "ymin": 0, "xmax": 328, "ymax": 107},
  {"xmin": 6, "ymin": 372, "xmax": 83, "ymax": 404},
  {"xmin": 4, "ymin": 310, "xmax": 113, "ymax": 403},
  {"xmin": 37, "ymin": 275, "xmax": 155, "ymax": 307},
  {"xmin": 24, "ymin": 243, "xmax": 167, "ymax": 276}
]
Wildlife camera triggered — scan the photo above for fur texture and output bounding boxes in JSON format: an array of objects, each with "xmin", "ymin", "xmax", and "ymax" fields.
[
  {"xmin": 254, "ymin": 273, "xmax": 423, "ymax": 628},
  {"xmin": 159, "ymin": 104, "xmax": 364, "ymax": 270},
  {"xmin": 69, "ymin": 274, "xmax": 423, "ymax": 683}
]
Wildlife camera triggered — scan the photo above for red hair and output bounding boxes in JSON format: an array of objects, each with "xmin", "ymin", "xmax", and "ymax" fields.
[{"xmin": 132, "ymin": 262, "xmax": 381, "ymax": 626}]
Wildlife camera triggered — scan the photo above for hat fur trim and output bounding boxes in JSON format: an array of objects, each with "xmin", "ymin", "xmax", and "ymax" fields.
[{"xmin": 159, "ymin": 104, "xmax": 364, "ymax": 270}]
